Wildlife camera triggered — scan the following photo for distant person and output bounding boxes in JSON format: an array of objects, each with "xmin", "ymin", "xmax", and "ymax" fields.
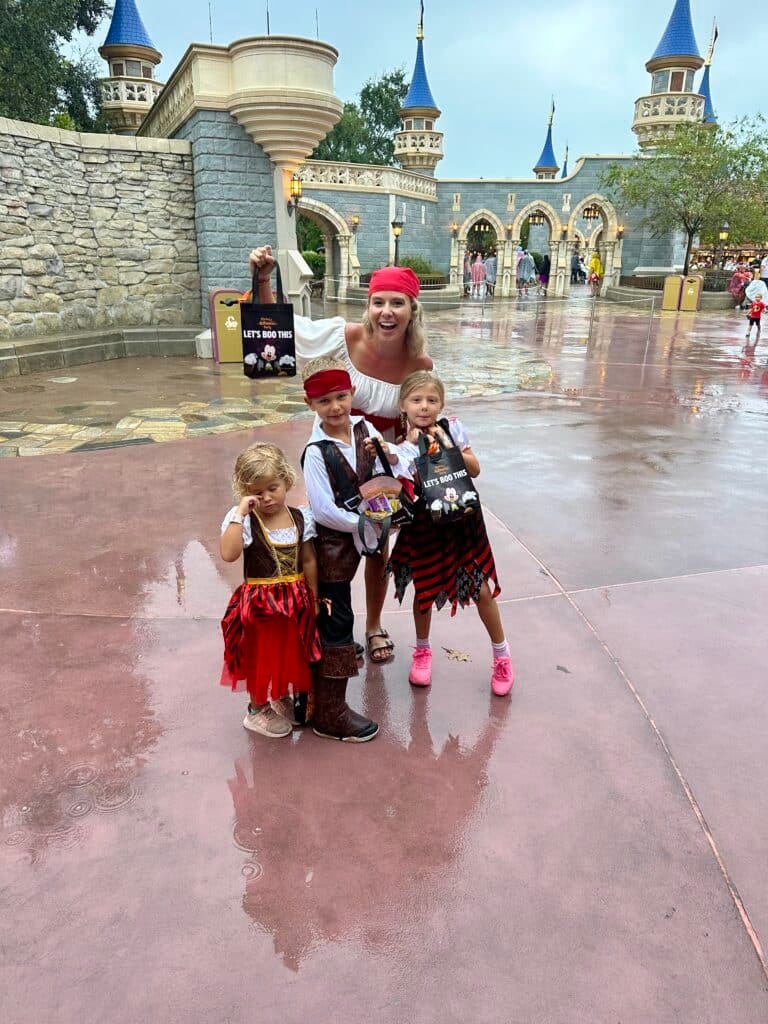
[
  {"xmin": 484, "ymin": 250, "xmax": 497, "ymax": 296},
  {"xmin": 470, "ymin": 252, "xmax": 486, "ymax": 299},
  {"xmin": 538, "ymin": 253, "xmax": 551, "ymax": 296},
  {"xmin": 570, "ymin": 251, "xmax": 580, "ymax": 284},
  {"xmin": 729, "ymin": 265, "xmax": 752, "ymax": 310},
  {"xmin": 578, "ymin": 255, "xmax": 587, "ymax": 283},
  {"xmin": 746, "ymin": 294, "xmax": 765, "ymax": 344},
  {"xmin": 760, "ymin": 252, "xmax": 768, "ymax": 288},
  {"xmin": 463, "ymin": 252, "xmax": 472, "ymax": 296},
  {"xmin": 745, "ymin": 270, "xmax": 768, "ymax": 305},
  {"xmin": 517, "ymin": 249, "xmax": 536, "ymax": 296},
  {"xmin": 588, "ymin": 250, "xmax": 604, "ymax": 297}
]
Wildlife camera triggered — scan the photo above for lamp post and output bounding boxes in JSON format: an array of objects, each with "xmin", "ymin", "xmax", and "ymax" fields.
[
  {"xmin": 718, "ymin": 221, "xmax": 730, "ymax": 269},
  {"xmin": 391, "ymin": 219, "xmax": 403, "ymax": 266},
  {"xmin": 287, "ymin": 173, "xmax": 302, "ymax": 215}
]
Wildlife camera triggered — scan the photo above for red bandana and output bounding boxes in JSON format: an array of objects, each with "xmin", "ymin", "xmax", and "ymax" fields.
[
  {"xmin": 303, "ymin": 369, "xmax": 352, "ymax": 399},
  {"xmin": 368, "ymin": 266, "xmax": 420, "ymax": 299}
]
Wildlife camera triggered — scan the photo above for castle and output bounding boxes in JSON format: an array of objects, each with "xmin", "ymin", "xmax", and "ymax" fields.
[{"xmin": 0, "ymin": 0, "xmax": 720, "ymax": 353}]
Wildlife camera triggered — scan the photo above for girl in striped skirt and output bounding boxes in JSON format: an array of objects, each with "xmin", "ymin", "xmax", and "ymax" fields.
[
  {"xmin": 388, "ymin": 371, "xmax": 514, "ymax": 696},
  {"xmin": 220, "ymin": 443, "xmax": 322, "ymax": 738}
]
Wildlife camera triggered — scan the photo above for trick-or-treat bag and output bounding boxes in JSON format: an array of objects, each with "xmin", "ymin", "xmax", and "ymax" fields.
[
  {"xmin": 241, "ymin": 264, "xmax": 296, "ymax": 379},
  {"xmin": 414, "ymin": 420, "xmax": 480, "ymax": 523}
]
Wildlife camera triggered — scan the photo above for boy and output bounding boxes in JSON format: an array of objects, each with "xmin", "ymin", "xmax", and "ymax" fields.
[
  {"xmin": 301, "ymin": 356, "xmax": 404, "ymax": 742},
  {"xmin": 746, "ymin": 296, "xmax": 765, "ymax": 344}
]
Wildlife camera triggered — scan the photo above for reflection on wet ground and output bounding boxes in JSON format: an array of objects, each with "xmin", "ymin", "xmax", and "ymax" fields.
[
  {"xmin": 1, "ymin": 297, "xmax": 766, "ymax": 456},
  {"xmin": 2, "ymin": 296, "xmax": 768, "ymax": 1022}
]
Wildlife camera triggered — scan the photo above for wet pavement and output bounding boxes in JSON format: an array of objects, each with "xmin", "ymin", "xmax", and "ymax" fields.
[{"xmin": 2, "ymin": 297, "xmax": 768, "ymax": 1022}]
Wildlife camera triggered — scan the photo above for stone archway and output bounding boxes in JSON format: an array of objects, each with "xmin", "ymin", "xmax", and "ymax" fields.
[
  {"xmin": 452, "ymin": 208, "xmax": 509, "ymax": 296},
  {"xmin": 567, "ymin": 194, "xmax": 621, "ymax": 293},
  {"xmin": 298, "ymin": 197, "xmax": 356, "ymax": 302},
  {"xmin": 510, "ymin": 201, "xmax": 565, "ymax": 296}
]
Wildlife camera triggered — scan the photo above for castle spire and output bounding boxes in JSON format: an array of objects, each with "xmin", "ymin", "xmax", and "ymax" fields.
[
  {"xmin": 533, "ymin": 100, "xmax": 559, "ymax": 179},
  {"xmin": 394, "ymin": 3, "xmax": 443, "ymax": 176},
  {"xmin": 647, "ymin": 0, "xmax": 702, "ymax": 70},
  {"xmin": 699, "ymin": 20, "xmax": 718, "ymax": 123},
  {"xmin": 561, "ymin": 144, "xmax": 569, "ymax": 178}
]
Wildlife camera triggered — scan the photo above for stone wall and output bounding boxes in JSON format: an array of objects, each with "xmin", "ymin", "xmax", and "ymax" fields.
[
  {"xmin": 173, "ymin": 111, "xmax": 277, "ymax": 325},
  {"xmin": 0, "ymin": 118, "xmax": 201, "ymax": 341}
]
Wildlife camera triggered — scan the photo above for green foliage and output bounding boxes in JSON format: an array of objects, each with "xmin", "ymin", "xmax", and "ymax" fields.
[
  {"xmin": 603, "ymin": 118, "xmax": 768, "ymax": 274},
  {"xmin": 0, "ymin": 0, "xmax": 110, "ymax": 130},
  {"xmin": 398, "ymin": 255, "xmax": 438, "ymax": 275},
  {"xmin": 519, "ymin": 220, "xmax": 530, "ymax": 250},
  {"xmin": 530, "ymin": 251, "xmax": 544, "ymax": 273},
  {"xmin": 297, "ymin": 215, "xmax": 323, "ymax": 253},
  {"xmin": 467, "ymin": 224, "xmax": 497, "ymax": 254},
  {"xmin": 302, "ymin": 251, "xmax": 325, "ymax": 279},
  {"xmin": 312, "ymin": 68, "xmax": 408, "ymax": 166}
]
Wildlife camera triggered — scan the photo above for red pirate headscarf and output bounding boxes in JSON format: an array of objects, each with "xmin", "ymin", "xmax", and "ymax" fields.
[
  {"xmin": 303, "ymin": 369, "xmax": 353, "ymax": 399},
  {"xmin": 368, "ymin": 266, "xmax": 420, "ymax": 299}
]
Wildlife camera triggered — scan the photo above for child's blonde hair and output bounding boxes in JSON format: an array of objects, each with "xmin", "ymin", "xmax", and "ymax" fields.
[
  {"xmin": 232, "ymin": 442, "xmax": 296, "ymax": 498},
  {"xmin": 399, "ymin": 369, "xmax": 445, "ymax": 405},
  {"xmin": 301, "ymin": 355, "xmax": 347, "ymax": 382}
]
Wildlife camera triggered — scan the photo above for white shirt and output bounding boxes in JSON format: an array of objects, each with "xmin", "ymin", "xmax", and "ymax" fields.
[
  {"xmin": 760, "ymin": 255, "xmax": 768, "ymax": 279},
  {"xmin": 302, "ymin": 416, "xmax": 409, "ymax": 554},
  {"xmin": 221, "ymin": 504, "xmax": 316, "ymax": 548}
]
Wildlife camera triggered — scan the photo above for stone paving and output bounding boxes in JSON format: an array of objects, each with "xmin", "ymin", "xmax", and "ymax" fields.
[{"xmin": 3, "ymin": 295, "xmax": 768, "ymax": 1023}]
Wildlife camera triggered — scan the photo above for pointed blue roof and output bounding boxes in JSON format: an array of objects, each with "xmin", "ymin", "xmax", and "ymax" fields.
[
  {"xmin": 650, "ymin": 0, "xmax": 701, "ymax": 62},
  {"xmin": 534, "ymin": 125, "xmax": 559, "ymax": 173},
  {"xmin": 103, "ymin": 0, "xmax": 157, "ymax": 51},
  {"xmin": 699, "ymin": 64, "xmax": 716, "ymax": 123},
  {"xmin": 561, "ymin": 148, "xmax": 569, "ymax": 178},
  {"xmin": 402, "ymin": 38, "xmax": 439, "ymax": 111}
]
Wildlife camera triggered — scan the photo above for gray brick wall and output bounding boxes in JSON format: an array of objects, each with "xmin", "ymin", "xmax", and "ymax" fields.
[{"xmin": 174, "ymin": 110, "xmax": 276, "ymax": 325}]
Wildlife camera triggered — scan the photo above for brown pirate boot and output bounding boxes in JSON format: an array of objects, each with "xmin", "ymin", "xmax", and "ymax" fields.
[{"xmin": 311, "ymin": 676, "xmax": 379, "ymax": 743}]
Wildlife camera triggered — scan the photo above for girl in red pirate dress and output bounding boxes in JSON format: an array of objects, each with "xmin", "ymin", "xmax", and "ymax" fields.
[
  {"xmin": 388, "ymin": 371, "xmax": 515, "ymax": 697},
  {"xmin": 220, "ymin": 443, "xmax": 322, "ymax": 738}
]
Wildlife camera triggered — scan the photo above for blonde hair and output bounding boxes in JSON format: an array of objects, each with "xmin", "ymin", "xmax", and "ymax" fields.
[
  {"xmin": 399, "ymin": 370, "xmax": 445, "ymax": 405},
  {"xmin": 362, "ymin": 297, "xmax": 427, "ymax": 358},
  {"xmin": 232, "ymin": 442, "xmax": 296, "ymax": 498},
  {"xmin": 301, "ymin": 355, "xmax": 347, "ymax": 382}
]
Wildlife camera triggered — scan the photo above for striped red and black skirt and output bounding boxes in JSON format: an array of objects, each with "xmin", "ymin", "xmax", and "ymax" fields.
[
  {"xmin": 220, "ymin": 577, "xmax": 321, "ymax": 704},
  {"xmin": 388, "ymin": 507, "xmax": 500, "ymax": 616}
]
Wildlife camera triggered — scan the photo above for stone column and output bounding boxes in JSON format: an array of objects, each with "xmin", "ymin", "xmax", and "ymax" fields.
[
  {"xmin": 322, "ymin": 232, "xmax": 334, "ymax": 299},
  {"xmin": 602, "ymin": 240, "xmax": 616, "ymax": 295},
  {"xmin": 456, "ymin": 240, "xmax": 467, "ymax": 295},
  {"xmin": 550, "ymin": 239, "xmax": 565, "ymax": 297},
  {"xmin": 336, "ymin": 234, "xmax": 350, "ymax": 303},
  {"xmin": 495, "ymin": 239, "xmax": 508, "ymax": 297},
  {"xmin": 273, "ymin": 166, "xmax": 313, "ymax": 312},
  {"xmin": 502, "ymin": 239, "xmax": 519, "ymax": 297},
  {"xmin": 449, "ymin": 237, "xmax": 460, "ymax": 288}
]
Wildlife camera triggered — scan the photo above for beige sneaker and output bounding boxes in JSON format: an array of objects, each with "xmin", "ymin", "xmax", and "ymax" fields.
[
  {"xmin": 243, "ymin": 703, "xmax": 292, "ymax": 737},
  {"xmin": 271, "ymin": 695, "xmax": 299, "ymax": 725}
]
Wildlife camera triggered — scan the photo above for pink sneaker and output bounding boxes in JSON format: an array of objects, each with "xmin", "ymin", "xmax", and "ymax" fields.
[
  {"xmin": 409, "ymin": 647, "xmax": 433, "ymax": 687},
  {"xmin": 491, "ymin": 656, "xmax": 514, "ymax": 696}
]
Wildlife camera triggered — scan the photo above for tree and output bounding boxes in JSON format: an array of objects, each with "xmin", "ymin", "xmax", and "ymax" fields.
[
  {"xmin": 312, "ymin": 68, "xmax": 408, "ymax": 166},
  {"xmin": 297, "ymin": 215, "xmax": 323, "ymax": 253},
  {"xmin": 603, "ymin": 118, "xmax": 768, "ymax": 274},
  {"xmin": 0, "ymin": 0, "xmax": 110, "ymax": 131}
]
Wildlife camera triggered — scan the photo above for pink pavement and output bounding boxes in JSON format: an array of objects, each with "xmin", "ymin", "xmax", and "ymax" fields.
[{"xmin": 2, "ymin": 305, "xmax": 768, "ymax": 1022}]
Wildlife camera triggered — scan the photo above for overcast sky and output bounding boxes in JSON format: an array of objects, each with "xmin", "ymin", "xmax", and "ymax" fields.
[{"xmin": 86, "ymin": 0, "xmax": 766, "ymax": 177}]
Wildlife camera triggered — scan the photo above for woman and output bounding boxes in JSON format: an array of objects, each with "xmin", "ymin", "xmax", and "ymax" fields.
[
  {"xmin": 248, "ymin": 245, "xmax": 433, "ymax": 663},
  {"xmin": 588, "ymin": 250, "xmax": 604, "ymax": 297},
  {"xmin": 728, "ymin": 265, "xmax": 752, "ymax": 310}
]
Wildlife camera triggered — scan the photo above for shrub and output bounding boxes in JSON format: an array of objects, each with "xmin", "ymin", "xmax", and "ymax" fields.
[
  {"xmin": 302, "ymin": 251, "xmax": 325, "ymax": 279},
  {"xmin": 398, "ymin": 255, "xmax": 438, "ymax": 276}
]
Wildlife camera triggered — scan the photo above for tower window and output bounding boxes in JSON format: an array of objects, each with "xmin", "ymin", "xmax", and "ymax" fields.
[
  {"xmin": 126, "ymin": 59, "xmax": 141, "ymax": 77},
  {"xmin": 413, "ymin": 118, "xmax": 424, "ymax": 129},
  {"xmin": 425, "ymin": 120, "xmax": 433, "ymax": 130},
  {"xmin": 112, "ymin": 62, "xmax": 124, "ymax": 76},
  {"xmin": 405, "ymin": 119, "xmax": 413, "ymax": 130},
  {"xmin": 142, "ymin": 66, "xmax": 153, "ymax": 79},
  {"xmin": 670, "ymin": 71, "xmax": 685, "ymax": 92},
  {"xmin": 651, "ymin": 70, "xmax": 668, "ymax": 94},
  {"xmin": 685, "ymin": 70, "xmax": 694, "ymax": 91}
]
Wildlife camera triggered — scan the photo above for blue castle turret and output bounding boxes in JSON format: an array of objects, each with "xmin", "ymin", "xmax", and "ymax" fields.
[
  {"xmin": 561, "ymin": 145, "xmax": 569, "ymax": 178},
  {"xmin": 394, "ymin": 5, "xmax": 443, "ymax": 175},
  {"xmin": 533, "ymin": 103, "xmax": 559, "ymax": 179},
  {"xmin": 632, "ymin": 0, "xmax": 706, "ymax": 149},
  {"xmin": 99, "ymin": 0, "xmax": 163, "ymax": 134},
  {"xmin": 699, "ymin": 22, "xmax": 718, "ymax": 124}
]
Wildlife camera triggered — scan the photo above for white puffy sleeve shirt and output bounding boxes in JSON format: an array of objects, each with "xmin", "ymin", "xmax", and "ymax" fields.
[{"xmin": 221, "ymin": 505, "xmax": 316, "ymax": 548}]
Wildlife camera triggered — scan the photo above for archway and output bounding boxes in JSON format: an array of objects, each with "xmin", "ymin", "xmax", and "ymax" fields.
[
  {"xmin": 567, "ymin": 193, "xmax": 622, "ymax": 293},
  {"xmin": 297, "ymin": 197, "xmax": 356, "ymax": 302},
  {"xmin": 454, "ymin": 208, "xmax": 508, "ymax": 296},
  {"xmin": 510, "ymin": 201, "xmax": 564, "ymax": 296}
]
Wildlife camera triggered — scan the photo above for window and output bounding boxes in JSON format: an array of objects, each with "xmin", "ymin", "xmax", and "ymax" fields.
[
  {"xmin": 126, "ymin": 59, "xmax": 141, "ymax": 77},
  {"xmin": 413, "ymin": 118, "xmax": 424, "ymax": 129},
  {"xmin": 453, "ymin": 193, "xmax": 461, "ymax": 212},
  {"xmin": 425, "ymin": 120, "xmax": 433, "ymax": 130},
  {"xmin": 651, "ymin": 71, "xmax": 668, "ymax": 94},
  {"xmin": 685, "ymin": 70, "xmax": 694, "ymax": 92},
  {"xmin": 405, "ymin": 119, "xmax": 413, "ymax": 130},
  {"xmin": 142, "ymin": 66, "xmax": 153, "ymax": 79},
  {"xmin": 112, "ymin": 62, "xmax": 124, "ymax": 76},
  {"xmin": 670, "ymin": 71, "xmax": 685, "ymax": 92}
]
